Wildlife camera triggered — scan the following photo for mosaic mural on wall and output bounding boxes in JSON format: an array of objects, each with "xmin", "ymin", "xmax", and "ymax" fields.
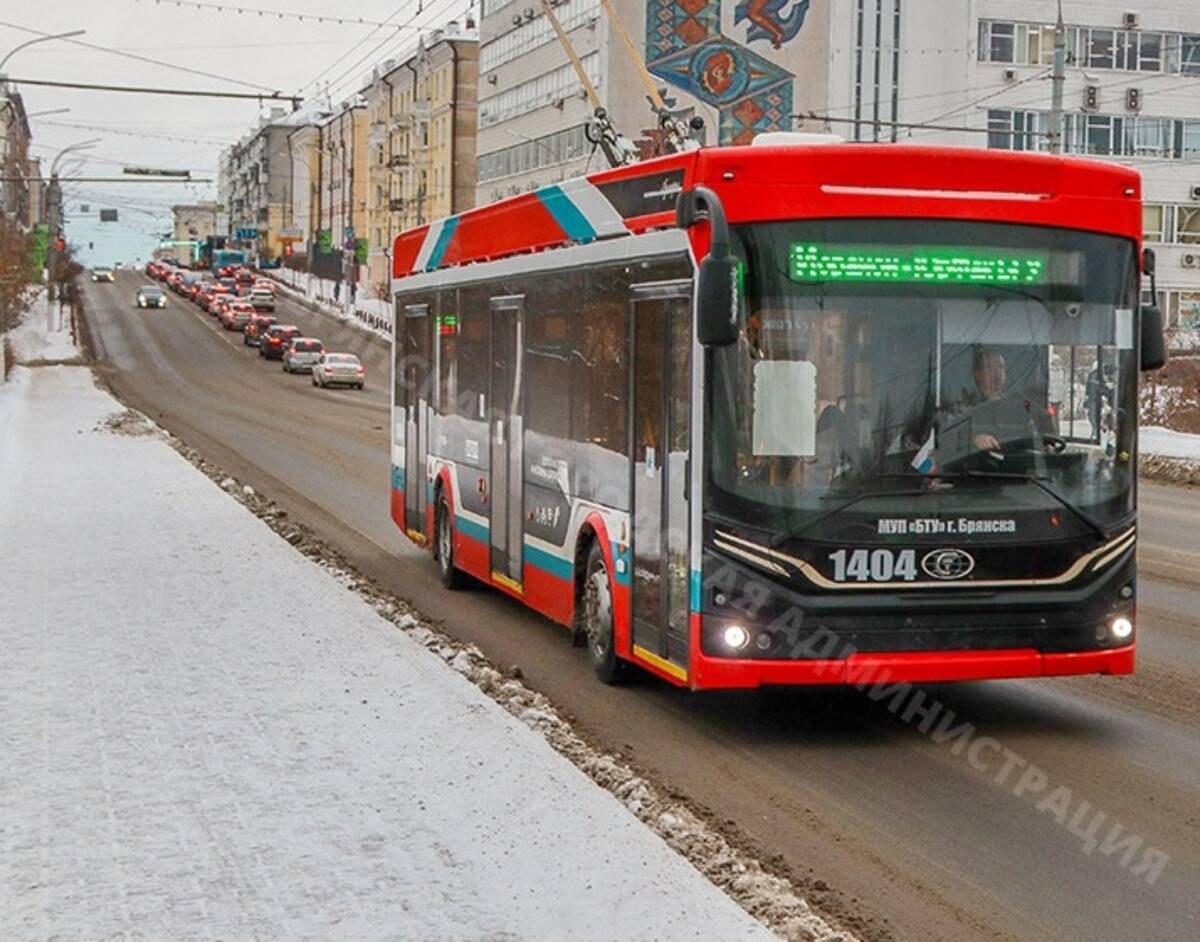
[{"xmin": 646, "ymin": 0, "xmax": 812, "ymax": 145}]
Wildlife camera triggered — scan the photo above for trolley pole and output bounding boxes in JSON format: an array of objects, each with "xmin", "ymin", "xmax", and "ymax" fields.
[{"xmin": 1049, "ymin": 1, "xmax": 1066, "ymax": 154}]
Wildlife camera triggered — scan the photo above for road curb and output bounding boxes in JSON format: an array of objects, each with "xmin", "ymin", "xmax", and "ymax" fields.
[{"xmin": 1140, "ymin": 455, "xmax": 1200, "ymax": 488}]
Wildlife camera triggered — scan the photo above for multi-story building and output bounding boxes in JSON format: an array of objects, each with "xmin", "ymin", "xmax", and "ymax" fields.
[
  {"xmin": 1, "ymin": 86, "xmax": 33, "ymax": 226},
  {"xmin": 311, "ymin": 101, "xmax": 368, "ymax": 286},
  {"xmin": 170, "ymin": 202, "xmax": 223, "ymax": 267},
  {"xmin": 218, "ymin": 109, "xmax": 307, "ymax": 261},
  {"xmin": 362, "ymin": 22, "xmax": 478, "ymax": 293},
  {"xmin": 476, "ymin": 1, "xmax": 1199, "ymax": 335},
  {"xmin": 474, "ymin": 0, "xmax": 834, "ymax": 204},
  {"xmin": 284, "ymin": 121, "xmax": 323, "ymax": 264},
  {"xmin": 947, "ymin": 1, "xmax": 1200, "ymax": 335}
]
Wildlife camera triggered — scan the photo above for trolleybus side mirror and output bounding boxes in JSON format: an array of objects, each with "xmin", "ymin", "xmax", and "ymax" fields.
[
  {"xmin": 677, "ymin": 186, "xmax": 738, "ymax": 347},
  {"xmin": 1140, "ymin": 248, "xmax": 1166, "ymax": 372}
]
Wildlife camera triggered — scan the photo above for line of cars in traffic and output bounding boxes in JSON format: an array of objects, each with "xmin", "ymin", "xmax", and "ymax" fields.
[{"xmin": 143, "ymin": 261, "xmax": 366, "ymax": 389}]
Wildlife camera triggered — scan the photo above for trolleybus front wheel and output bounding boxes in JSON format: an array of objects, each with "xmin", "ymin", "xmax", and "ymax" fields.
[
  {"xmin": 582, "ymin": 542, "xmax": 625, "ymax": 685},
  {"xmin": 435, "ymin": 493, "xmax": 467, "ymax": 590}
]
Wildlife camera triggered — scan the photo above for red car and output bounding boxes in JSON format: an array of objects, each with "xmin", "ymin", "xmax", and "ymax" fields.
[
  {"xmin": 199, "ymin": 285, "xmax": 234, "ymax": 313},
  {"xmin": 258, "ymin": 324, "xmax": 301, "ymax": 360}
]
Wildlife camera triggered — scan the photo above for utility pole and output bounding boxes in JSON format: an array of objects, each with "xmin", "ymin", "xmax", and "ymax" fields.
[{"xmin": 1049, "ymin": 1, "xmax": 1066, "ymax": 154}]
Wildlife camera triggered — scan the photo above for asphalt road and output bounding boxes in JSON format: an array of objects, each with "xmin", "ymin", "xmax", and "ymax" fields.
[{"xmin": 82, "ymin": 272, "xmax": 1199, "ymax": 942}]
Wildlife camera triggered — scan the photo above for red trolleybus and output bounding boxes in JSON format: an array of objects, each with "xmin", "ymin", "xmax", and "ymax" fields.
[{"xmin": 389, "ymin": 141, "xmax": 1165, "ymax": 690}]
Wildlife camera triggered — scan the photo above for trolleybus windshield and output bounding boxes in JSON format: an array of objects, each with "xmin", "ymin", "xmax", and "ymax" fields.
[{"xmin": 708, "ymin": 219, "xmax": 1140, "ymax": 543}]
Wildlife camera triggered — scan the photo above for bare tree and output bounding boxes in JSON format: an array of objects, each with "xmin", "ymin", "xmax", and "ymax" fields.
[{"xmin": 0, "ymin": 215, "xmax": 37, "ymax": 335}]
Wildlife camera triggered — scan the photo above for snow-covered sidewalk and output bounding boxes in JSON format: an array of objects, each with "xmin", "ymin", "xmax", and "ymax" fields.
[{"xmin": 0, "ymin": 364, "xmax": 772, "ymax": 940}]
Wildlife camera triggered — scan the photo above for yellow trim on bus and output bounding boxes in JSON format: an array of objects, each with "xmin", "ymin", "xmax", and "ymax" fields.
[
  {"xmin": 491, "ymin": 571, "xmax": 524, "ymax": 595},
  {"xmin": 633, "ymin": 645, "xmax": 688, "ymax": 682}
]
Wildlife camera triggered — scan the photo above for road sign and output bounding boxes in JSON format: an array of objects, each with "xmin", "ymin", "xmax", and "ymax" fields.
[
  {"xmin": 99, "ymin": 209, "xmax": 118, "ymax": 222},
  {"xmin": 123, "ymin": 166, "xmax": 191, "ymax": 178},
  {"xmin": 236, "ymin": 227, "xmax": 257, "ymax": 240}
]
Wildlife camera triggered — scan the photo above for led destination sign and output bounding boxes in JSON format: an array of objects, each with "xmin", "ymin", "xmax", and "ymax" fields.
[{"xmin": 790, "ymin": 243, "xmax": 1047, "ymax": 285}]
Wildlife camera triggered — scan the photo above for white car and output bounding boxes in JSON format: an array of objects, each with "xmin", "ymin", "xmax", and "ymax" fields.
[
  {"xmin": 312, "ymin": 353, "xmax": 365, "ymax": 389},
  {"xmin": 249, "ymin": 287, "xmax": 275, "ymax": 311}
]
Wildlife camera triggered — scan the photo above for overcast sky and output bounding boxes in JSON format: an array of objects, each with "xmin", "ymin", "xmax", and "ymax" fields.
[{"xmin": 2, "ymin": 0, "xmax": 473, "ymax": 265}]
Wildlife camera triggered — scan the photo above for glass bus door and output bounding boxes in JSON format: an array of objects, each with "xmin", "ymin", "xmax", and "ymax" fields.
[
  {"xmin": 489, "ymin": 297, "xmax": 524, "ymax": 588},
  {"xmin": 631, "ymin": 286, "xmax": 692, "ymax": 676},
  {"xmin": 402, "ymin": 303, "xmax": 431, "ymax": 541}
]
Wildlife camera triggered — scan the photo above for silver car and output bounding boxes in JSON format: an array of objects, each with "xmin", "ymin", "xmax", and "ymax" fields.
[
  {"xmin": 282, "ymin": 338, "xmax": 324, "ymax": 373},
  {"xmin": 311, "ymin": 353, "xmax": 365, "ymax": 389}
]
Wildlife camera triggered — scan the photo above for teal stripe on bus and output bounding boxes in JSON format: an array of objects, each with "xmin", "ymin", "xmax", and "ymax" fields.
[
  {"xmin": 535, "ymin": 184, "xmax": 597, "ymax": 243},
  {"xmin": 523, "ymin": 543, "xmax": 573, "ymax": 582},
  {"xmin": 456, "ymin": 515, "xmax": 489, "ymax": 544},
  {"xmin": 425, "ymin": 216, "xmax": 460, "ymax": 270},
  {"xmin": 391, "ymin": 465, "xmax": 406, "ymax": 491}
]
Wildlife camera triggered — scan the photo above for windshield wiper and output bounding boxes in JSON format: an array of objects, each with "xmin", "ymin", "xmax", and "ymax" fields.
[
  {"xmin": 949, "ymin": 469, "xmax": 1108, "ymax": 541},
  {"xmin": 777, "ymin": 486, "xmax": 933, "ymax": 545}
]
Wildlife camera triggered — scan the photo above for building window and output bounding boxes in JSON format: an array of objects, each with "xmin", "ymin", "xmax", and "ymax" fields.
[
  {"xmin": 1182, "ymin": 35, "xmax": 1200, "ymax": 74},
  {"xmin": 478, "ymin": 54, "xmax": 600, "ymax": 128},
  {"xmin": 984, "ymin": 21, "xmax": 1015, "ymax": 62},
  {"xmin": 1125, "ymin": 117, "xmax": 1171, "ymax": 158},
  {"xmin": 477, "ymin": 125, "xmax": 589, "ymax": 183},
  {"xmin": 1088, "ymin": 29, "xmax": 1115, "ymax": 69},
  {"xmin": 480, "ymin": 0, "xmax": 601, "ymax": 73},
  {"xmin": 1178, "ymin": 206, "xmax": 1200, "ymax": 244},
  {"xmin": 1143, "ymin": 205, "xmax": 1165, "ymax": 243},
  {"xmin": 1179, "ymin": 121, "xmax": 1200, "ymax": 159}
]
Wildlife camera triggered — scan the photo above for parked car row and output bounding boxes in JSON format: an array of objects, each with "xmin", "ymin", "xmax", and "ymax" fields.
[{"xmin": 144, "ymin": 261, "xmax": 366, "ymax": 390}]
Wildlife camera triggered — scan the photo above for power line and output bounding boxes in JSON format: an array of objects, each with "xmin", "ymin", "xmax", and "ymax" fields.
[
  {"xmin": 145, "ymin": 0, "xmax": 429, "ymax": 29},
  {"xmin": 35, "ymin": 119, "xmax": 230, "ymax": 146},
  {"xmin": 5, "ymin": 76, "xmax": 301, "ymax": 106},
  {"xmin": 298, "ymin": 1, "xmax": 417, "ymax": 96},
  {"xmin": 317, "ymin": 0, "xmax": 466, "ymax": 103},
  {"xmin": 0, "ymin": 18, "xmax": 280, "ymax": 94},
  {"xmin": 6, "ymin": 176, "xmax": 214, "ymax": 183},
  {"xmin": 793, "ymin": 113, "xmax": 1048, "ymax": 138}
]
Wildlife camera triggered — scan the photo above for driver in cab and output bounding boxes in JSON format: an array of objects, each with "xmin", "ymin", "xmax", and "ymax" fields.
[{"xmin": 950, "ymin": 346, "xmax": 1055, "ymax": 457}]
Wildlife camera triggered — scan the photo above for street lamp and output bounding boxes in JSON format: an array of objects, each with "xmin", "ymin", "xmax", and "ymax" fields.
[
  {"xmin": 50, "ymin": 139, "xmax": 100, "ymax": 178},
  {"xmin": 0, "ymin": 29, "xmax": 86, "ymax": 74}
]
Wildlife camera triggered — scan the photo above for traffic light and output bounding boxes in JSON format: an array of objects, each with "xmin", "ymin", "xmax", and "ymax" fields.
[
  {"xmin": 89, "ymin": 242, "xmax": 94, "ymax": 250},
  {"xmin": 54, "ymin": 236, "xmax": 66, "ymax": 252}
]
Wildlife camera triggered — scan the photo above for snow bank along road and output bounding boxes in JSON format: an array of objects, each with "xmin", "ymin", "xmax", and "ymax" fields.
[
  {"xmin": 0, "ymin": 364, "xmax": 777, "ymax": 941},
  {"xmin": 80, "ymin": 272, "xmax": 1200, "ymax": 942}
]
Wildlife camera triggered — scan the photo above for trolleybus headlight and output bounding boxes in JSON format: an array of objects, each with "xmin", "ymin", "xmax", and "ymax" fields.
[
  {"xmin": 722, "ymin": 624, "xmax": 750, "ymax": 650},
  {"xmin": 1110, "ymin": 616, "xmax": 1134, "ymax": 640}
]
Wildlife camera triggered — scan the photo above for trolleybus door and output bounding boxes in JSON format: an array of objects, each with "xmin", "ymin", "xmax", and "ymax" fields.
[
  {"xmin": 631, "ymin": 286, "xmax": 692, "ymax": 676},
  {"xmin": 489, "ymin": 296, "xmax": 524, "ymax": 588},
  {"xmin": 401, "ymin": 303, "xmax": 431, "ymax": 541}
]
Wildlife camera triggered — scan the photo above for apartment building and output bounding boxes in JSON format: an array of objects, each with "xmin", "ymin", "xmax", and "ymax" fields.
[
  {"xmin": 0, "ymin": 85, "xmax": 33, "ymax": 226},
  {"xmin": 218, "ymin": 109, "xmax": 306, "ymax": 261},
  {"xmin": 362, "ymin": 22, "xmax": 478, "ymax": 292},
  {"xmin": 821, "ymin": 0, "xmax": 1200, "ymax": 332},
  {"xmin": 284, "ymin": 122, "xmax": 323, "ymax": 263},
  {"xmin": 307, "ymin": 102, "xmax": 368, "ymax": 284}
]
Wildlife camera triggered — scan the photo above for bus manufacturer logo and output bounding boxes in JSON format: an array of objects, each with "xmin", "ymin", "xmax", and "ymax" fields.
[{"xmin": 922, "ymin": 549, "xmax": 975, "ymax": 580}]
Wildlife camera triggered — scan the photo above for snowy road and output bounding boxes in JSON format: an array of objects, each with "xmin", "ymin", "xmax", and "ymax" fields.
[{"xmin": 77, "ymin": 271, "xmax": 1200, "ymax": 942}]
